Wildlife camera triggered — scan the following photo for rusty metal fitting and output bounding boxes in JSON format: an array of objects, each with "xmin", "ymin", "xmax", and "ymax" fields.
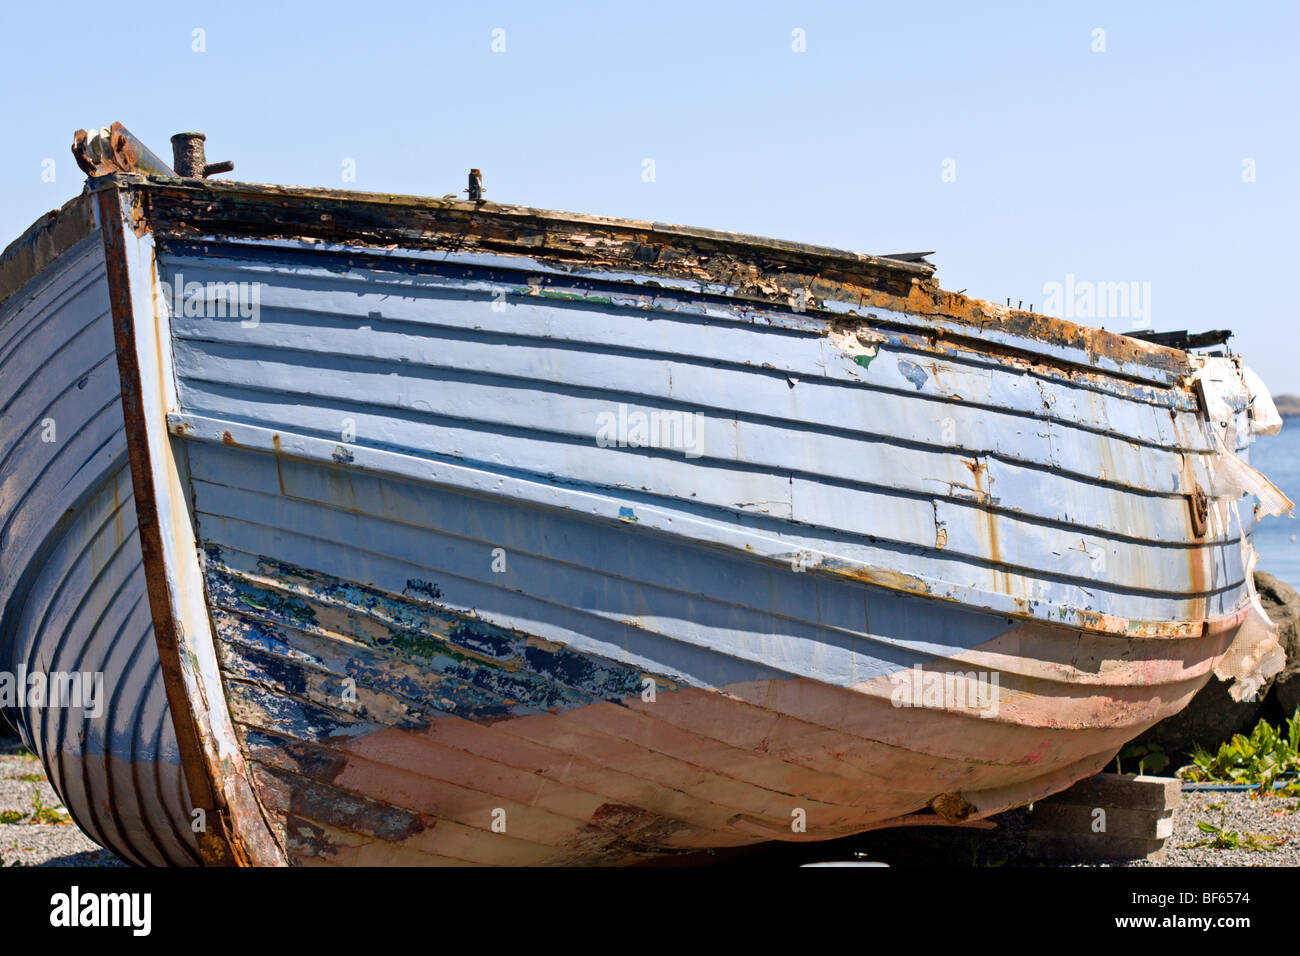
[{"xmin": 171, "ymin": 132, "xmax": 235, "ymax": 179}]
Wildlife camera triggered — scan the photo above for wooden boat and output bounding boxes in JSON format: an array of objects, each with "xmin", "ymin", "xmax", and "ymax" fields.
[{"xmin": 0, "ymin": 123, "xmax": 1291, "ymax": 866}]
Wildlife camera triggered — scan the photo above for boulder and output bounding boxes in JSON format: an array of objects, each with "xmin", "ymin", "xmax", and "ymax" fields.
[
  {"xmin": 1257, "ymin": 570, "xmax": 1300, "ymax": 717},
  {"xmin": 1133, "ymin": 570, "xmax": 1300, "ymax": 753},
  {"xmin": 1132, "ymin": 674, "xmax": 1270, "ymax": 754}
]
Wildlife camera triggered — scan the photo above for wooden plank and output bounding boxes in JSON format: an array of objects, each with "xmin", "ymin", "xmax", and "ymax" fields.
[
  {"xmin": 1037, "ymin": 773, "xmax": 1181, "ymax": 812},
  {"xmin": 1027, "ymin": 830, "xmax": 1168, "ymax": 862},
  {"xmin": 1030, "ymin": 804, "xmax": 1174, "ymax": 840}
]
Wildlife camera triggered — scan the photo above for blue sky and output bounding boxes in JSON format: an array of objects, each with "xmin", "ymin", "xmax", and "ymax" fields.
[{"xmin": 3, "ymin": 1, "xmax": 1297, "ymax": 392}]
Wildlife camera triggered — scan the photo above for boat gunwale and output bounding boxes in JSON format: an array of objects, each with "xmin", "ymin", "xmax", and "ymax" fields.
[
  {"xmin": 0, "ymin": 194, "xmax": 99, "ymax": 317},
  {"xmin": 90, "ymin": 172, "xmax": 1200, "ymax": 386},
  {"xmin": 159, "ymin": 232, "xmax": 1205, "ymax": 421}
]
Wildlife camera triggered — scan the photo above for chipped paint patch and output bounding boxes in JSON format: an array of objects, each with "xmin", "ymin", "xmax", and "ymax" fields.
[
  {"xmin": 933, "ymin": 502, "xmax": 948, "ymax": 549},
  {"xmin": 403, "ymin": 579, "xmax": 443, "ymax": 603},
  {"xmin": 828, "ymin": 323, "xmax": 885, "ymax": 371},
  {"xmin": 897, "ymin": 358, "xmax": 929, "ymax": 390},
  {"xmin": 204, "ymin": 546, "xmax": 656, "ymax": 724}
]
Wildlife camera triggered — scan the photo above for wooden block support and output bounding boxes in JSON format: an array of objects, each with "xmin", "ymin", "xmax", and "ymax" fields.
[
  {"xmin": 1026, "ymin": 773, "xmax": 1180, "ymax": 862},
  {"xmin": 1037, "ymin": 774, "xmax": 1180, "ymax": 812},
  {"xmin": 1026, "ymin": 831, "xmax": 1169, "ymax": 862},
  {"xmin": 1031, "ymin": 804, "xmax": 1174, "ymax": 840}
]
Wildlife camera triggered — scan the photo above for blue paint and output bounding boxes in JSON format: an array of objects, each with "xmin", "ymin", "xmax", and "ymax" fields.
[
  {"xmin": 403, "ymin": 579, "xmax": 443, "ymax": 602},
  {"xmin": 206, "ymin": 546, "xmax": 655, "ymax": 721},
  {"xmin": 897, "ymin": 358, "xmax": 929, "ymax": 390},
  {"xmin": 0, "ymin": 237, "xmax": 199, "ymax": 866},
  {"xmin": 159, "ymin": 238, "xmax": 1254, "ymax": 631}
]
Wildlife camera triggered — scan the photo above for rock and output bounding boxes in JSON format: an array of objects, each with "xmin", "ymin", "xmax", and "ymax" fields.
[
  {"xmin": 1133, "ymin": 675, "xmax": 1270, "ymax": 754},
  {"xmin": 1133, "ymin": 570, "xmax": 1299, "ymax": 753},
  {"xmin": 1255, "ymin": 571, "xmax": 1300, "ymax": 657},
  {"xmin": 1275, "ymin": 671, "xmax": 1300, "ymax": 717},
  {"xmin": 1257, "ymin": 570, "xmax": 1300, "ymax": 716}
]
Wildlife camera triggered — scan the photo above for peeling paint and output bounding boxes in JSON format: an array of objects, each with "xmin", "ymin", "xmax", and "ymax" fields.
[{"xmin": 897, "ymin": 358, "xmax": 929, "ymax": 390}]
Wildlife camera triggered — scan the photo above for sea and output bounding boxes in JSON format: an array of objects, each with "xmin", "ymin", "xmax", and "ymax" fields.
[{"xmin": 1251, "ymin": 420, "xmax": 1300, "ymax": 591}]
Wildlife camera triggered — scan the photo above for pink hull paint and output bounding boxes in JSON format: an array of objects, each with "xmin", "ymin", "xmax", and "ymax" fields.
[{"xmin": 231, "ymin": 612, "xmax": 1244, "ymax": 866}]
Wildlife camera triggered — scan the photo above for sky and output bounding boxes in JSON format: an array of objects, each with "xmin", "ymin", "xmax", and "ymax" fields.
[{"xmin": 2, "ymin": 1, "xmax": 1297, "ymax": 393}]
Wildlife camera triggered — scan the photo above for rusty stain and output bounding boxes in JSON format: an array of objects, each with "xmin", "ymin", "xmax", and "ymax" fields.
[
  {"xmin": 72, "ymin": 122, "xmax": 176, "ymax": 180},
  {"xmin": 1188, "ymin": 486, "xmax": 1209, "ymax": 538},
  {"xmin": 930, "ymin": 791, "xmax": 978, "ymax": 822}
]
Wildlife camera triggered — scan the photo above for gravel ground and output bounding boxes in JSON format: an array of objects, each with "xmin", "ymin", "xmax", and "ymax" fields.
[
  {"xmin": 0, "ymin": 738, "xmax": 124, "ymax": 867},
  {"xmin": 1153, "ymin": 789, "xmax": 1300, "ymax": 867},
  {"xmin": 794, "ymin": 788, "xmax": 1300, "ymax": 867}
]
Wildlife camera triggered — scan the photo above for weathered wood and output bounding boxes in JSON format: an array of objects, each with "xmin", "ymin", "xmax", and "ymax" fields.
[
  {"xmin": 1025, "ymin": 773, "xmax": 1180, "ymax": 862},
  {"xmin": 0, "ymin": 193, "xmax": 96, "ymax": 305},
  {"xmin": 1037, "ymin": 774, "xmax": 1182, "ymax": 812},
  {"xmin": 1031, "ymin": 804, "xmax": 1175, "ymax": 840},
  {"xmin": 1026, "ymin": 831, "xmax": 1168, "ymax": 862}
]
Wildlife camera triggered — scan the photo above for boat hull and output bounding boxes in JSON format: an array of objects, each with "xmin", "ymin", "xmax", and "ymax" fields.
[
  {"xmin": 137, "ymin": 184, "xmax": 1269, "ymax": 863},
  {"xmin": 203, "ymin": 529, "xmax": 1240, "ymax": 866},
  {"xmin": 0, "ymin": 175, "xmax": 1287, "ymax": 865},
  {"xmin": 0, "ymin": 214, "xmax": 199, "ymax": 865}
]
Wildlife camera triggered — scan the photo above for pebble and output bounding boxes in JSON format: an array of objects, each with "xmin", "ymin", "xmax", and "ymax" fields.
[
  {"xmin": 1153, "ymin": 790, "xmax": 1300, "ymax": 868},
  {"xmin": 839, "ymin": 788, "xmax": 1300, "ymax": 867},
  {"xmin": 0, "ymin": 739, "xmax": 124, "ymax": 867}
]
